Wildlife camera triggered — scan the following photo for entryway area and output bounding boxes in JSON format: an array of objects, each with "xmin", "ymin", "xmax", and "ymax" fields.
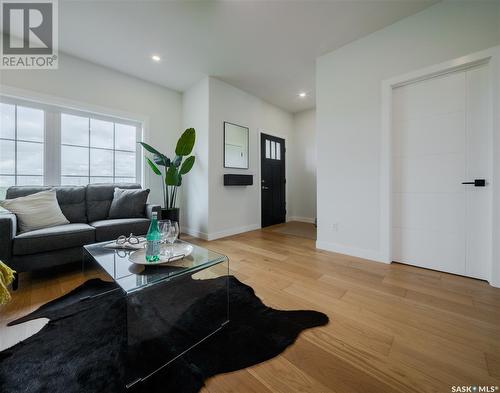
[
  {"xmin": 261, "ymin": 133, "xmax": 286, "ymax": 228},
  {"xmin": 265, "ymin": 221, "xmax": 317, "ymax": 240},
  {"xmin": 390, "ymin": 59, "xmax": 493, "ymax": 280}
]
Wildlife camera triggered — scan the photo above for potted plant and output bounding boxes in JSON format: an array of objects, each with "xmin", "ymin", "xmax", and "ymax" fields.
[{"xmin": 139, "ymin": 128, "xmax": 196, "ymax": 224}]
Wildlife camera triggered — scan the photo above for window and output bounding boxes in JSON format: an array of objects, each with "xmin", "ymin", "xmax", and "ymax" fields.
[
  {"xmin": 1, "ymin": 103, "xmax": 45, "ymax": 197},
  {"xmin": 60, "ymin": 114, "xmax": 137, "ymax": 185},
  {"xmin": 0, "ymin": 97, "xmax": 142, "ymax": 198},
  {"xmin": 264, "ymin": 137, "xmax": 281, "ymax": 161}
]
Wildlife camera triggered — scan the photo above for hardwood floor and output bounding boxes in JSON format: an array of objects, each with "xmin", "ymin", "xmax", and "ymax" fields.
[
  {"xmin": 265, "ymin": 221, "xmax": 317, "ymax": 240},
  {"xmin": 1, "ymin": 224, "xmax": 499, "ymax": 392}
]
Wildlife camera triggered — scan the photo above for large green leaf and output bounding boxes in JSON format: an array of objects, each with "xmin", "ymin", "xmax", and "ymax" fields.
[
  {"xmin": 139, "ymin": 142, "xmax": 163, "ymax": 156},
  {"xmin": 171, "ymin": 155, "xmax": 182, "ymax": 168},
  {"xmin": 145, "ymin": 157, "xmax": 162, "ymax": 176},
  {"xmin": 139, "ymin": 142, "xmax": 169, "ymax": 166},
  {"xmin": 153, "ymin": 154, "xmax": 171, "ymax": 167},
  {"xmin": 165, "ymin": 166, "xmax": 179, "ymax": 186},
  {"xmin": 179, "ymin": 155, "xmax": 195, "ymax": 175},
  {"xmin": 175, "ymin": 128, "xmax": 196, "ymax": 156}
]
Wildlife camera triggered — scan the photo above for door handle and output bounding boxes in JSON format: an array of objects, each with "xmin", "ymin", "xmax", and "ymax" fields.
[
  {"xmin": 461, "ymin": 179, "xmax": 486, "ymax": 187},
  {"xmin": 262, "ymin": 186, "xmax": 269, "ymax": 190}
]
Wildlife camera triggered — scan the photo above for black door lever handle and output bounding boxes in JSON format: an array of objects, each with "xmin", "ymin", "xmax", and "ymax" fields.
[{"xmin": 461, "ymin": 179, "xmax": 486, "ymax": 187}]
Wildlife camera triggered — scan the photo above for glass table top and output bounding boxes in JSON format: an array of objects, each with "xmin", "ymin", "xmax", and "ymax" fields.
[{"xmin": 83, "ymin": 239, "xmax": 228, "ymax": 294}]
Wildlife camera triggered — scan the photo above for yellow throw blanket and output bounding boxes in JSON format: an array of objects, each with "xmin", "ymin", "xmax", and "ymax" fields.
[{"xmin": 0, "ymin": 261, "xmax": 15, "ymax": 305}]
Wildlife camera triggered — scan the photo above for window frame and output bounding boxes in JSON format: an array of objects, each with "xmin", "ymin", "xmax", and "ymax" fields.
[
  {"xmin": 0, "ymin": 95, "xmax": 143, "ymax": 188},
  {"xmin": 1, "ymin": 97, "xmax": 46, "ymax": 187},
  {"xmin": 263, "ymin": 136, "xmax": 282, "ymax": 161}
]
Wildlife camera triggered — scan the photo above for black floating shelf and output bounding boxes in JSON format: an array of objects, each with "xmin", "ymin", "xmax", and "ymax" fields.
[{"xmin": 224, "ymin": 174, "xmax": 253, "ymax": 186}]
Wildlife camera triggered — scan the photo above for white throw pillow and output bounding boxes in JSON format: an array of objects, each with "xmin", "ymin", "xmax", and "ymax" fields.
[{"xmin": 0, "ymin": 190, "xmax": 69, "ymax": 233}]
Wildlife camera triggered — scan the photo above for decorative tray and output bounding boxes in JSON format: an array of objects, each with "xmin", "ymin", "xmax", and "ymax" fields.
[{"xmin": 128, "ymin": 243, "xmax": 193, "ymax": 265}]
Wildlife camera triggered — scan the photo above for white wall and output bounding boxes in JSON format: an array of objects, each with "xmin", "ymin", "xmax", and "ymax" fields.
[
  {"xmin": 181, "ymin": 77, "xmax": 210, "ymax": 238},
  {"xmin": 207, "ymin": 77, "xmax": 294, "ymax": 239},
  {"xmin": 0, "ymin": 53, "xmax": 182, "ymax": 205},
  {"xmin": 316, "ymin": 1, "xmax": 500, "ymax": 261},
  {"xmin": 289, "ymin": 109, "xmax": 316, "ymax": 223}
]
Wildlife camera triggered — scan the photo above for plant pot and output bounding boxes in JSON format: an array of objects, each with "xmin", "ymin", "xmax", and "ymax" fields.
[
  {"xmin": 161, "ymin": 207, "xmax": 180, "ymax": 223},
  {"xmin": 160, "ymin": 208, "xmax": 181, "ymax": 237}
]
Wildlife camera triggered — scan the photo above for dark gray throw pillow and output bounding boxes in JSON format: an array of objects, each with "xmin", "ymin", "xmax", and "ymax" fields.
[{"xmin": 108, "ymin": 188, "xmax": 150, "ymax": 219}]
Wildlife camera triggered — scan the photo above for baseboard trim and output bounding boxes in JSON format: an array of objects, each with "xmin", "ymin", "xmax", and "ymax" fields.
[
  {"xmin": 183, "ymin": 224, "xmax": 261, "ymax": 241},
  {"xmin": 207, "ymin": 224, "xmax": 260, "ymax": 241},
  {"xmin": 181, "ymin": 226, "xmax": 210, "ymax": 240},
  {"xmin": 315, "ymin": 240, "xmax": 388, "ymax": 264},
  {"xmin": 287, "ymin": 216, "xmax": 315, "ymax": 224}
]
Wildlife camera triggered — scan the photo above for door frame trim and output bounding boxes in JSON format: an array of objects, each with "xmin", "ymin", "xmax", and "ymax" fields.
[
  {"xmin": 259, "ymin": 132, "xmax": 287, "ymax": 228},
  {"xmin": 380, "ymin": 45, "xmax": 500, "ymax": 287}
]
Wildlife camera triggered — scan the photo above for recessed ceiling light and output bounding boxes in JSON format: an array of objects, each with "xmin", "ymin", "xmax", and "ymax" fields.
[
  {"xmin": 151, "ymin": 55, "xmax": 161, "ymax": 62},
  {"xmin": 299, "ymin": 92, "xmax": 307, "ymax": 98}
]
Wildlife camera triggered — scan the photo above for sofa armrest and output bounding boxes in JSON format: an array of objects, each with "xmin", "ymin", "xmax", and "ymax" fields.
[
  {"xmin": 145, "ymin": 204, "xmax": 161, "ymax": 219},
  {"xmin": 0, "ymin": 212, "xmax": 17, "ymax": 264}
]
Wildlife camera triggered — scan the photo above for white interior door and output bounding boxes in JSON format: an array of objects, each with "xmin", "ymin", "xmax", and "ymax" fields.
[{"xmin": 392, "ymin": 64, "xmax": 492, "ymax": 279}]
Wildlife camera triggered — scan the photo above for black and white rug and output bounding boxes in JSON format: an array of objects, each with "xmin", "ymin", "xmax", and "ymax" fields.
[{"xmin": 0, "ymin": 276, "xmax": 329, "ymax": 393}]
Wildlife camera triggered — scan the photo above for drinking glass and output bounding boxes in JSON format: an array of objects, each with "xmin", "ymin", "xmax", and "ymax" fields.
[
  {"xmin": 158, "ymin": 220, "xmax": 171, "ymax": 245},
  {"xmin": 165, "ymin": 221, "xmax": 179, "ymax": 256}
]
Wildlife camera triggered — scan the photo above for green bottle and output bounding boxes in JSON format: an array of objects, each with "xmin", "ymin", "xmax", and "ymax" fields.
[{"xmin": 145, "ymin": 211, "xmax": 161, "ymax": 262}]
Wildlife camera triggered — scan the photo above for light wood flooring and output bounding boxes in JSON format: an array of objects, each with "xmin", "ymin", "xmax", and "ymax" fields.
[
  {"xmin": 266, "ymin": 221, "xmax": 317, "ymax": 240},
  {"xmin": 1, "ymin": 223, "xmax": 500, "ymax": 393}
]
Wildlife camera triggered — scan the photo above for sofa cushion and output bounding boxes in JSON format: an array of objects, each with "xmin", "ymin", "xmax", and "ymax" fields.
[
  {"xmin": 6, "ymin": 186, "xmax": 87, "ymax": 223},
  {"xmin": 1, "ymin": 190, "xmax": 70, "ymax": 233},
  {"xmin": 13, "ymin": 223, "xmax": 95, "ymax": 256},
  {"xmin": 11, "ymin": 247, "xmax": 85, "ymax": 272},
  {"xmin": 86, "ymin": 183, "xmax": 141, "ymax": 222},
  {"xmin": 6, "ymin": 186, "xmax": 50, "ymax": 199},
  {"xmin": 90, "ymin": 218, "xmax": 150, "ymax": 242},
  {"xmin": 108, "ymin": 188, "xmax": 150, "ymax": 219},
  {"xmin": 51, "ymin": 186, "xmax": 87, "ymax": 223}
]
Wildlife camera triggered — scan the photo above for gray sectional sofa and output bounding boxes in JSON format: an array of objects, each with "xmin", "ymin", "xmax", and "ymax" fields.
[{"xmin": 0, "ymin": 183, "xmax": 160, "ymax": 288}]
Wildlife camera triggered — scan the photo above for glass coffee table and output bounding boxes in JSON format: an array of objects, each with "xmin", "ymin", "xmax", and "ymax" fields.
[{"xmin": 83, "ymin": 239, "xmax": 229, "ymax": 389}]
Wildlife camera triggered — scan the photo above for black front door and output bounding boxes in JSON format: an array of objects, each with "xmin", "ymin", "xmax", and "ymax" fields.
[{"xmin": 261, "ymin": 133, "xmax": 286, "ymax": 227}]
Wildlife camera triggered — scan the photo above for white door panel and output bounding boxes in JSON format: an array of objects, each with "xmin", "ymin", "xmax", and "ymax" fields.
[
  {"xmin": 393, "ymin": 193, "xmax": 465, "ymax": 233},
  {"xmin": 392, "ymin": 71, "xmax": 465, "ymax": 123},
  {"xmin": 392, "ymin": 227, "xmax": 466, "ymax": 275},
  {"xmin": 392, "ymin": 64, "xmax": 491, "ymax": 279},
  {"xmin": 465, "ymin": 65, "xmax": 492, "ymax": 279},
  {"xmin": 392, "ymin": 112, "xmax": 465, "ymax": 158},
  {"xmin": 394, "ymin": 154, "xmax": 465, "ymax": 194},
  {"xmin": 467, "ymin": 191, "xmax": 492, "ymax": 279}
]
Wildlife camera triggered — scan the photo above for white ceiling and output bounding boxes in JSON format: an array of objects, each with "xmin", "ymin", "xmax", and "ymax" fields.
[{"xmin": 59, "ymin": 0, "xmax": 437, "ymax": 113}]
